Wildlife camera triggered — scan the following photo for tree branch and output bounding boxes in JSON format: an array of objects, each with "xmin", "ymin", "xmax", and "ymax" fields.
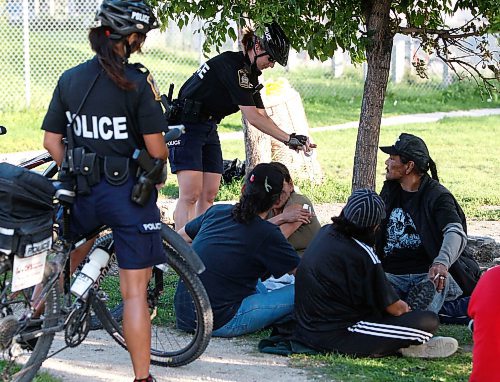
[{"xmin": 397, "ymin": 26, "xmax": 480, "ymax": 39}]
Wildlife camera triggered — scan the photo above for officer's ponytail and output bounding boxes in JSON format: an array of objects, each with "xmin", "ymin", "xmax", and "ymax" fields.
[
  {"xmin": 241, "ymin": 26, "xmax": 256, "ymax": 52},
  {"xmin": 89, "ymin": 27, "xmax": 135, "ymax": 91}
]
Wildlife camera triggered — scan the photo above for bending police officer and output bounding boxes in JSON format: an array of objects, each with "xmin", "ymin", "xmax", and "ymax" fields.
[{"xmin": 168, "ymin": 22, "xmax": 316, "ymax": 229}]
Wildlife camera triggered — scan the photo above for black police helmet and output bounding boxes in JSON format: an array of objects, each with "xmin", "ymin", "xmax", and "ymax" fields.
[
  {"xmin": 95, "ymin": 0, "xmax": 158, "ymax": 39},
  {"xmin": 259, "ymin": 21, "xmax": 290, "ymax": 67}
]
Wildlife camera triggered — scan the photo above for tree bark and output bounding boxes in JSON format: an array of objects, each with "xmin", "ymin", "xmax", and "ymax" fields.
[
  {"xmin": 242, "ymin": 117, "xmax": 272, "ymax": 173},
  {"xmin": 352, "ymin": 0, "xmax": 394, "ymax": 191}
]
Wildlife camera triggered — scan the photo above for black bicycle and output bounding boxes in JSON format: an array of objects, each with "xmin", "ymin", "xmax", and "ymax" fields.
[{"xmin": 0, "ymin": 127, "xmax": 213, "ymax": 381}]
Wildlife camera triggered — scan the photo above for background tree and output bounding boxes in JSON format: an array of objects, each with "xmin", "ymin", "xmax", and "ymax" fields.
[{"xmin": 151, "ymin": 0, "xmax": 499, "ymax": 190}]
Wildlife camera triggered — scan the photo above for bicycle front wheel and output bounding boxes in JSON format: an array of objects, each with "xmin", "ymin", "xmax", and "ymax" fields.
[
  {"xmin": 94, "ymin": 237, "xmax": 213, "ymax": 367},
  {"xmin": 0, "ymin": 257, "xmax": 61, "ymax": 382}
]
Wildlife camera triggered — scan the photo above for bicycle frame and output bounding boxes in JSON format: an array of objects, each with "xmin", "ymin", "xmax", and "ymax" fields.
[{"xmin": 13, "ymin": 126, "xmax": 207, "ymax": 348}]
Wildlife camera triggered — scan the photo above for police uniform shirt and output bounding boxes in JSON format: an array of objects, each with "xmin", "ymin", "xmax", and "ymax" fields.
[
  {"xmin": 294, "ymin": 225, "xmax": 399, "ymax": 348},
  {"xmin": 42, "ymin": 56, "xmax": 167, "ymax": 158},
  {"xmin": 178, "ymin": 51, "xmax": 265, "ymax": 121}
]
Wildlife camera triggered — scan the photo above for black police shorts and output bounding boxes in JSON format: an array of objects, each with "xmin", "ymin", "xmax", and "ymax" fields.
[
  {"xmin": 70, "ymin": 176, "xmax": 167, "ymax": 270},
  {"xmin": 167, "ymin": 121, "xmax": 223, "ymax": 174}
]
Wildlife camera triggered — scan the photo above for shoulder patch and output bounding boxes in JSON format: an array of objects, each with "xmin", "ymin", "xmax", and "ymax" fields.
[
  {"xmin": 133, "ymin": 62, "xmax": 148, "ymax": 73},
  {"xmin": 238, "ymin": 69, "xmax": 251, "ymax": 89},
  {"xmin": 147, "ymin": 73, "xmax": 161, "ymax": 101}
]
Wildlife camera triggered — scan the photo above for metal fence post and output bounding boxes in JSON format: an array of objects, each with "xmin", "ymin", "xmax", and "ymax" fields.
[{"xmin": 22, "ymin": 0, "xmax": 31, "ymax": 108}]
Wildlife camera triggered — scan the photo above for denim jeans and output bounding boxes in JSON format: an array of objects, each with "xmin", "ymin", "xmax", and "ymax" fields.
[
  {"xmin": 212, "ymin": 283, "xmax": 295, "ymax": 338},
  {"xmin": 386, "ymin": 273, "xmax": 463, "ymax": 313}
]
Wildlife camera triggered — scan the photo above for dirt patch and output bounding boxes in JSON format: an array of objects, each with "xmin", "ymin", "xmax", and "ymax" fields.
[{"xmin": 41, "ymin": 331, "xmax": 310, "ymax": 382}]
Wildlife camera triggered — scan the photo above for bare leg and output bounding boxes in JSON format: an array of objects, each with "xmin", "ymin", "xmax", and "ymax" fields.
[
  {"xmin": 173, "ymin": 170, "xmax": 203, "ymax": 230},
  {"xmin": 70, "ymin": 239, "xmax": 96, "ymax": 274},
  {"xmin": 120, "ymin": 267, "xmax": 152, "ymax": 380},
  {"xmin": 195, "ymin": 172, "xmax": 222, "ymax": 217},
  {"xmin": 32, "ymin": 238, "xmax": 96, "ymax": 316}
]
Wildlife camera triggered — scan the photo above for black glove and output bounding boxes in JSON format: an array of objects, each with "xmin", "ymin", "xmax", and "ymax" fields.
[{"xmin": 285, "ymin": 133, "xmax": 309, "ymax": 150}]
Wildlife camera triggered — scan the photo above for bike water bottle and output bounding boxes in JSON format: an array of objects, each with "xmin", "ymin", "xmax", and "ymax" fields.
[{"xmin": 71, "ymin": 246, "xmax": 110, "ymax": 299}]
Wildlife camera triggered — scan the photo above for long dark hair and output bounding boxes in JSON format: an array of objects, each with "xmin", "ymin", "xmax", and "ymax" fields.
[
  {"xmin": 232, "ymin": 184, "xmax": 280, "ymax": 224},
  {"xmin": 331, "ymin": 213, "xmax": 377, "ymax": 247},
  {"xmin": 400, "ymin": 154, "xmax": 439, "ymax": 182},
  {"xmin": 88, "ymin": 27, "xmax": 136, "ymax": 91}
]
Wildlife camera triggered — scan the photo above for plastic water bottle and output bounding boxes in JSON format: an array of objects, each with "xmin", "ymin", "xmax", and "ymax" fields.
[{"xmin": 71, "ymin": 246, "xmax": 110, "ymax": 299}]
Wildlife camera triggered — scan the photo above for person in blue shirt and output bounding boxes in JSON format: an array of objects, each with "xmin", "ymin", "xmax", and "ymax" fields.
[{"xmin": 175, "ymin": 163, "xmax": 300, "ymax": 337}]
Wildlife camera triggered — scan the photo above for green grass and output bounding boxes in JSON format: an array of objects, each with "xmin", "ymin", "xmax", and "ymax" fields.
[
  {"xmin": 289, "ymin": 325, "xmax": 473, "ymax": 382},
  {"xmin": 0, "ymin": 362, "xmax": 62, "ymax": 381},
  {"xmin": 217, "ymin": 76, "xmax": 498, "ymax": 133},
  {"xmin": 3, "ymin": 78, "xmax": 495, "ymax": 147},
  {"xmin": 2, "ymin": 109, "xmax": 498, "ymax": 220},
  {"xmin": 212, "ymin": 115, "xmax": 500, "ymax": 220},
  {"xmin": 33, "ymin": 372, "xmax": 62, "ymax": 381}
]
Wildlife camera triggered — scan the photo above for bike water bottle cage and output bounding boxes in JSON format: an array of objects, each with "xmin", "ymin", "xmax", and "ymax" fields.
[{"xmin": 285, "ymin": 133, "xmax": 308, "ymax": 150}]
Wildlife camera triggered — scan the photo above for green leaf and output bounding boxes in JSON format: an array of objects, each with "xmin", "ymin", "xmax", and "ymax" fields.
[{"xmin": 228, "ymin": 27, "xmax": 237, "ymax": 41}]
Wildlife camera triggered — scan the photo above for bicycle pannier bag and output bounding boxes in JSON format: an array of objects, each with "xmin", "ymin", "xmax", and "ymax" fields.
[{"xmin": 0, "ymin": 162, "xmax": 55, "ymax": 257}]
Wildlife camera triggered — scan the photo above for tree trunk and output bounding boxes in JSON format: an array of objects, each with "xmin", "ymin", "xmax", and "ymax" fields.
[
  {"xmin": 352, "ymin": 0, "xmax": 394, "ymax": 190},
  {"xmin": 242, "ymin": 117, "xmax": 272, "ymax": 172}
]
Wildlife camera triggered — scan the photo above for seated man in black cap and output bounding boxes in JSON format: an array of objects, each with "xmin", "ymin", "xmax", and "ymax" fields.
[
  {"xmin": 294, "ymin": 189, "xmax": 458, "ymax": 358},
  {"xmin": 377, "ymin": 133, "xmax": 478, "ymax": 317},
  {"xmin": 174, "ymin": 163, "xmax": 300, "ymax": 337}
]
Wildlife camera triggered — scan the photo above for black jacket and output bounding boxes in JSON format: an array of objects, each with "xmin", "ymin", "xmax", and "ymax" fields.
[{"xmin": 377, "ymin": 174, "xmax": 479, "ymax": 296}]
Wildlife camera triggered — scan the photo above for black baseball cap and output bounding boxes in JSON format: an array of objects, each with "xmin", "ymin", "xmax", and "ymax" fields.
[
  {"xmin": 246, "ymin": 163, "xmax": 284, "ymax": 197},
  {"xmin": 380, "ymin": 133, "xmax": 431, "ymax": 170}
]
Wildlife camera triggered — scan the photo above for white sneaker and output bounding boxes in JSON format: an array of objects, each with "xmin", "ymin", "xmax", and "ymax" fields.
[{"xmin": 400, "ymin": 336, "xmax": 458, "ymax": 358}]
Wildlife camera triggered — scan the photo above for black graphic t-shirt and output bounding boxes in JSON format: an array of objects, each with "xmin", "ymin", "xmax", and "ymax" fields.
[{"xmin": 381, "ymin": 190, "xmax": 430, "ymax": 274}]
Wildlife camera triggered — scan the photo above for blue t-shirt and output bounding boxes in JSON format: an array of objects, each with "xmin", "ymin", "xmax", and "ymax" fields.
[{"xmin": 175, "ymin": 204, "xmax": 300, "ymax": 330}]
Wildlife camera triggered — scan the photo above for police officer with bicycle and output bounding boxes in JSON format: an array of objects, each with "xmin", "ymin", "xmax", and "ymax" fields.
[
  {"xmin": 167, "ymin": 21, "xmax": 317, "ymax": 230},
  {"xmin": 42, "ymin": 1, "xmax": 166, "ymax": 381}
]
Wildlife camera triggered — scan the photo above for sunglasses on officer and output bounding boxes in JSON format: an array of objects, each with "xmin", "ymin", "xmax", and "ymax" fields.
[{"xmin": 255, "ymin": 51, "xmax": 276, "ymax": 63}]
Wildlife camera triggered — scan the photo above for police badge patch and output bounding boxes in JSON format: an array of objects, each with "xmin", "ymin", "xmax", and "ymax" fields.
[
  {"xmin": 147, "ymin": 73, "xmax": 161, "ymax": 101},
  {"xmin": 238, "ymin": 69, "xmax": 251, "ymax": 88}
]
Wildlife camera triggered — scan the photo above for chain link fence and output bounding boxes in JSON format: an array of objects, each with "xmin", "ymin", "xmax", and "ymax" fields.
[{"xmin": 0, "ymin": 0, "xmax": 471, "ymax": 113}]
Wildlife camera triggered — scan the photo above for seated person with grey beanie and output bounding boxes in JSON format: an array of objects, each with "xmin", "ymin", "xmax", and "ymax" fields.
[{"xmin": 293, "ymin": 189, "xmax": 458, "ymax": 358}]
